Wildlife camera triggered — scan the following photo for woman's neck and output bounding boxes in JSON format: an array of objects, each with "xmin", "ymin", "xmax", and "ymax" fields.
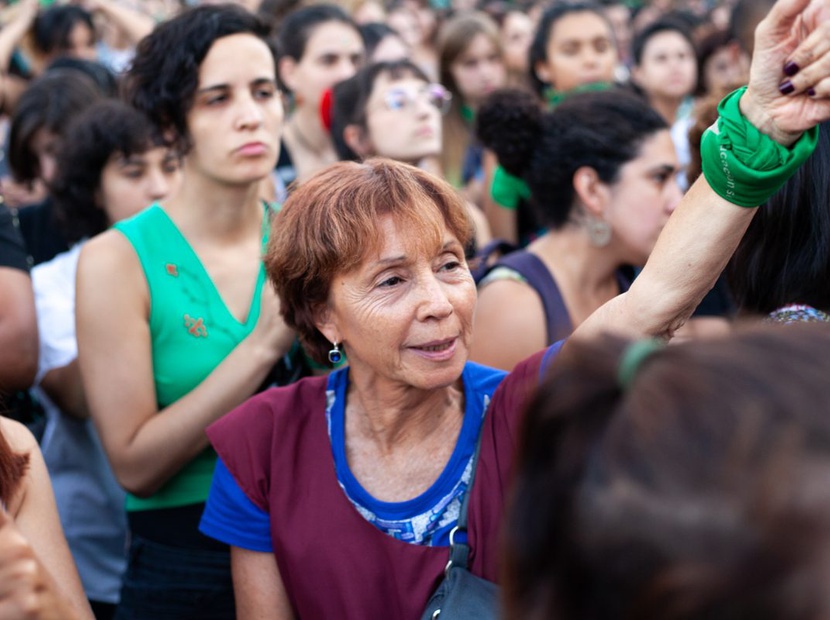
[
  {"xmin": 286, "ymin": 107, "xmax": 331, "ymax": 156},
  {"xmin": 649, "ymin": 93, "xmax": 684, "ymax": 125},
  {"xmin": 529, "ymin": 227, "xmax": 625, "ymax": 326},
  {"xmin": 163, "ymin": 166, "xmax": 263, "ymax": 241},
  {"xmin": 345, "ymin": 374, "xmax": 464, "ymax": 454}
]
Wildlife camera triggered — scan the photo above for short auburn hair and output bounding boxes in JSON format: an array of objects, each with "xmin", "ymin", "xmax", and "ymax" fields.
[{"xmin": 265, "ymin": 158, "xmax": 473, "ymax": 365}]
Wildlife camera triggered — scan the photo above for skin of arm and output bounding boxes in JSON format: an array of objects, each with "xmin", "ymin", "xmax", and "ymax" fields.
[
  {"xmin": 470, "ymin": 278, "xmax": 547, "ymax": 371},
  {"xmin": 231, "ymin": 548, "xmax": 295, "ymax": 620},
  {"xmin": 0, "ymin": 0, "xmax": 37, "ymax": 72},
  {"xmin": 0, "ymin": 267, "xmax": 37, "ymax": 393},
  {"xmin": 0, "ymin": 418, "xmax": 93, "ymax": 620},
  {"xmin": 0, "ymin": 0, "xmax": 36, "ymax": 112},
  {"xmin": 76, "ymin": 230, "xmax": 294, "ymax": 497},
  {"xmin": 80, "ymin": 0, "xmax": 155, "ymax": 47},
  {"xmin": 574, "ymin": 0, "xmax": 830, "ymax": 343}
]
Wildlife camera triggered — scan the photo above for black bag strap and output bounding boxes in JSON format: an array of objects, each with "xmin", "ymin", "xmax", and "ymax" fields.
[
  {"xmin": 446, "ymin": 418, "xmax": 487, "ymax": 572},
  {"xmin": 496, "ymin": 251, "xmax": 572, "ymax": 344}
]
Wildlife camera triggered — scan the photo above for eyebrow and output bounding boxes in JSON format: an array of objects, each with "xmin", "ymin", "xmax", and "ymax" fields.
[
  {"xmin": 374, "ymin": 241, "xmax": 459, "ymax": 265},
  {"xmin": 116, "ymin": 154, "xmax": 145, "ymax": 165},
  {"xmin": 648, "ymin": 164, "xmax": 678, "ymax": 174},
  {"xmin": 196, "ymin": 77, "xmax": 277, "ymax": 95}
]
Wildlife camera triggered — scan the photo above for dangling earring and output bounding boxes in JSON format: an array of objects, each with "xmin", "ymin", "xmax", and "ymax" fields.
[
  {"xmin": 585, "ymin": 215, "xmax": 611, "ymax": 248},
  {"xmin": 328, "ymin": 341, "xmax": 342, "ymax": 365}
]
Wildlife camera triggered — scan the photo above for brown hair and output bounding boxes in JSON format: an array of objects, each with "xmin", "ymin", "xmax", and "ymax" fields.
[
  {"xmin": 0, "ymin": 426, "xmax": 29, "ymax": 506},
  {"xmin": 437, "ymin": 11, "xmax": 502, "ymax": 187},
  {"xmin": 265, "ymin": 158, "xmax": 472, "ymax": 364},
  {"xmin": 504, "ymin": 323, "xmax": 830, "ymax": 620}
]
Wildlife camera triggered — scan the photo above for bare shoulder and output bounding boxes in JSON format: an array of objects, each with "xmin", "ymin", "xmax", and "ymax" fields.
[
  {"xmin": 77, "ymin": 229, "xmax": 147, "ymax": 307},
  {"xmin": 0, "ymin": 417, "xmax": 37, "ymax": 455},
  {"xmin": 477, "ymin": 276, "xmax": 546, "ymax": 319},
  {"xmin": 472, "ymin": 278, "xmax": 548, "ymax": 370},
  {"xmin": 0, "ymin": 417, "xmax": 38, "ymax": 515},
  {"xmin": 78, "ymin": 229, "xmax": 141, "ymax": 276}
]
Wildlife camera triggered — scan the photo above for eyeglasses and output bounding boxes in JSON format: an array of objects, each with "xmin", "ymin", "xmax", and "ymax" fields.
[{"xmin": 380, "ymin": 83, "xmax": 452, "ymax": 115}]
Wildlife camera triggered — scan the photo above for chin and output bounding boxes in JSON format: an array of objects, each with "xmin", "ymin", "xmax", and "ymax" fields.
[{"xmin": 409, "ymin": 357, "xmax": 468, "ymax": 391}]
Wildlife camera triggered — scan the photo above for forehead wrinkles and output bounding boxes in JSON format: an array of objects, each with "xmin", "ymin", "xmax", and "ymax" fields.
[{"xmin": 357, "ymin": 207, "xmax": 448, "ymax": 271}]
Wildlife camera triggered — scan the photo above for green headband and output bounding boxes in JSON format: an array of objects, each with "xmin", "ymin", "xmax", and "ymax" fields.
[{"xmin": 617, "ymin": 339, "xmax": 664, "ymax": 390}]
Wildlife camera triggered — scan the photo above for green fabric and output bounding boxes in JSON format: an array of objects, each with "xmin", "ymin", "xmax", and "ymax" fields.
[
  {"xmin": 114, "ymin": 204, "xmax": 271, "ymax": 511},
  {"xmin": 490, "ymin": 166, "xmax": 532, "ymax": 210},
  {"xmin": 617, "ymin": 339, "xmax": 664, "ymax": 390},
  {"xmin": 543, "ymin": 81, "xmax": 614, "ymax": 108},
  {"xmin": 701, "ymin": 86, "xmax": 819, "ymax": 208}
]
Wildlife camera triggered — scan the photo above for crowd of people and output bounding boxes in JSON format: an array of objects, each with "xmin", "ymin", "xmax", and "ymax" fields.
[{"xmin": 1, "ymin": 0, "xmax": 830, "ymax": 618}]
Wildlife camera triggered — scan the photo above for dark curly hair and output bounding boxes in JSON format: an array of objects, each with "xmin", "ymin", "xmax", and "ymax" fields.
[
  {"xmin": 122, "ymin": 4, "xmax": 275, "ymax": 154},
  {"xmin": 477, "ymin": 87, "xmax": 666, "ymax": 229},
  {"xmin": 50, "ymin": 100, "xmax": 168, "ymax": 244}
]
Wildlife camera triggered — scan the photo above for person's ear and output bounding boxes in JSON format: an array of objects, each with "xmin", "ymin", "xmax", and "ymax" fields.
[
  {"xmin": 313, "ymin": 303, "xmax": 341, "ymax": 347},
  {"xmin": 278, "ymin": 56, "xmax": 299, "ymax": 94},
  {"xmin": 629, "ymin": 63, "xmax": 643, "ymax": 88},
  {"xmin": 572, "ymin": 166, "xmax": 610, "ymax": 218},
  {"xmin": 534, "ymin": 59, "xmax": 553, "ymax": 86},
  {"xmin": 343, "ymin": 124, "xmax": 373, "ymax": 158}
]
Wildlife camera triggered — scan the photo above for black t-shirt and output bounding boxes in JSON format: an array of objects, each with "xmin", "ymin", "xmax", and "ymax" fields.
[
  {"xmin": 16, "ymin": 198, "xmax": 69, "ymax": 267},
  {"xmin": 0, "ymin": 204, "xmax": 30, "ymax": 272}
]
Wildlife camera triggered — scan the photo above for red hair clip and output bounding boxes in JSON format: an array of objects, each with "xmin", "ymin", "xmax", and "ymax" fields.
[{"xmin": 320, "ymin": 88, "xmax": 333, "ymax": 133}]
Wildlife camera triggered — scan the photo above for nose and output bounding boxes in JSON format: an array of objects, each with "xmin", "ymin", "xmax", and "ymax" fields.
[
  {"xmin": 416, "ymin": 273, "xmax": 454, "ymax": 322},
  {"xmin": 236, "ymin": 93, "xmax": 264, "ymax": 130},
  {"xmin": 334, "ymin": 58, "xmax": 359, "ymax": 83},
  {"xmin": 413, "ymin": 92, "xmax": 434, "ymax": 117},
  {"xmin": 146, "ymin": 168, "xmax": 174, "ymax": 202}
]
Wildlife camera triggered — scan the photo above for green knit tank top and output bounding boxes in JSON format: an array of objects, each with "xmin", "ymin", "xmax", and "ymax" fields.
[{"xmin": 114, "ymin": 204, "xmax": 270, "ymax": 511}]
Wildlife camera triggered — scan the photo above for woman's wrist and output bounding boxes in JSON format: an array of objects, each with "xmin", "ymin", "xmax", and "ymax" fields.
[
  {"xmin": 701, "ymin": 87, "xmax": 819, "ymax": 208},
  {"xmin": 739, "ymin": 86, "xmax": 802, "ymax": 147}
]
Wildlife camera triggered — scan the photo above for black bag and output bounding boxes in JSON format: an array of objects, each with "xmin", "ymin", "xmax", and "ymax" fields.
[{"xmin": 420, "ymin": 426, "xmax": 499, "ymax": 620}]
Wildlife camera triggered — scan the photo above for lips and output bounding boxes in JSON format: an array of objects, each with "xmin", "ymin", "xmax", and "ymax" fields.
[
  {"xmin": 412, "ymin": 340, "xmax": 453, "ymax": 352},
  {"xmin": 408, "ymin": 337, "xmax": 458, "ymax": 360},
  {"xmin": 236, "ymin": 142, "xmax": 268, "ymax": 156}
]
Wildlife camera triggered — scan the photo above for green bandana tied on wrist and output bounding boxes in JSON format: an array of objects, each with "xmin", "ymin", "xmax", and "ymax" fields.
[{"xmin": 701, "ymin": 86, "xmax": 819, "ymax": 208}]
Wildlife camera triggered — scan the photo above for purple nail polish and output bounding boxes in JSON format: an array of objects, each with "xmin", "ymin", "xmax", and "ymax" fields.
[
  {"xmin": 779, "ymin": 80, "xmax": 795, "ymax": 95},
  {"xmin": 784, "ymin": 61, "xmax": 800, "ymax": 76},
  {"xmin": 808, "ymin": 87, "xmax": 817, "ymax": 97}
]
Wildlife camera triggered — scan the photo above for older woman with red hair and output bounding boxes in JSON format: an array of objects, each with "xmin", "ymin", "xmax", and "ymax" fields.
[{"xmin": 199, "ymin": 1, "xmax": 830, "ymax": 617}]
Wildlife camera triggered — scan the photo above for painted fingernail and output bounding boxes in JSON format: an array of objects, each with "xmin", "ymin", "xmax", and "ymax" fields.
[
  {"xmin": 784, "ymin": 61, "xmax": 800, "ymax": 76},
  {"xmin": 779, "ymin": 80, "xmax": 795, "ymax": 95},
  {"xmin": 808, "ymin": 87, "xmax": 817, "ymax": 97}
]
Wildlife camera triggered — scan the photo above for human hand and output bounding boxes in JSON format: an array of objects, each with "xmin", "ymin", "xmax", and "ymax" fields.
[
  {"xmin": 0, "ymin": 507, "xmax": 76, "ymax": 620},
  {"xmin": 71, "ymin": 0, "xmax": 105, "ymax": 14},
  {"xmin": 17, "ymin": 0, "xmax": 38, "ymax": 23},
  {"xmin": 252, "ymin": 282, "xmax": 296, "ymax": 362},
  {"xmin": 741, "ymin": 0, "xmax": 830, "ymax": 145}
]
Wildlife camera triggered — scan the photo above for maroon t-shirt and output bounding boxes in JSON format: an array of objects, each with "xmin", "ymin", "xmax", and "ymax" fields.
[{"xmin": 207, "ymin": 352, "xmax": 545, "ymax": 619}]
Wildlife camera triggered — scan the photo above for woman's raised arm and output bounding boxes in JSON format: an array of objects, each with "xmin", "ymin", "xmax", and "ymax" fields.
[{"xmin": 575, "ymin": 0, "xmax": 830, "ymax": 342}]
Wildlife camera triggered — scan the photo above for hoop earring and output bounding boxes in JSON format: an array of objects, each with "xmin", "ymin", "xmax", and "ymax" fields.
[
  {"xmin": 328, "ymin": 342, "xmax": 342, "ymax": 365},
  {"xmin": 586, "ymin": 216, "xmax": 611, "ymax": 248}
]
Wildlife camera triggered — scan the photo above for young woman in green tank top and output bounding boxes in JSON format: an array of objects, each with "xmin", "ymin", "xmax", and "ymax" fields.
[{"xmin": 75, "ymin": 6, "xmax": 297, "ymax": 618}]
